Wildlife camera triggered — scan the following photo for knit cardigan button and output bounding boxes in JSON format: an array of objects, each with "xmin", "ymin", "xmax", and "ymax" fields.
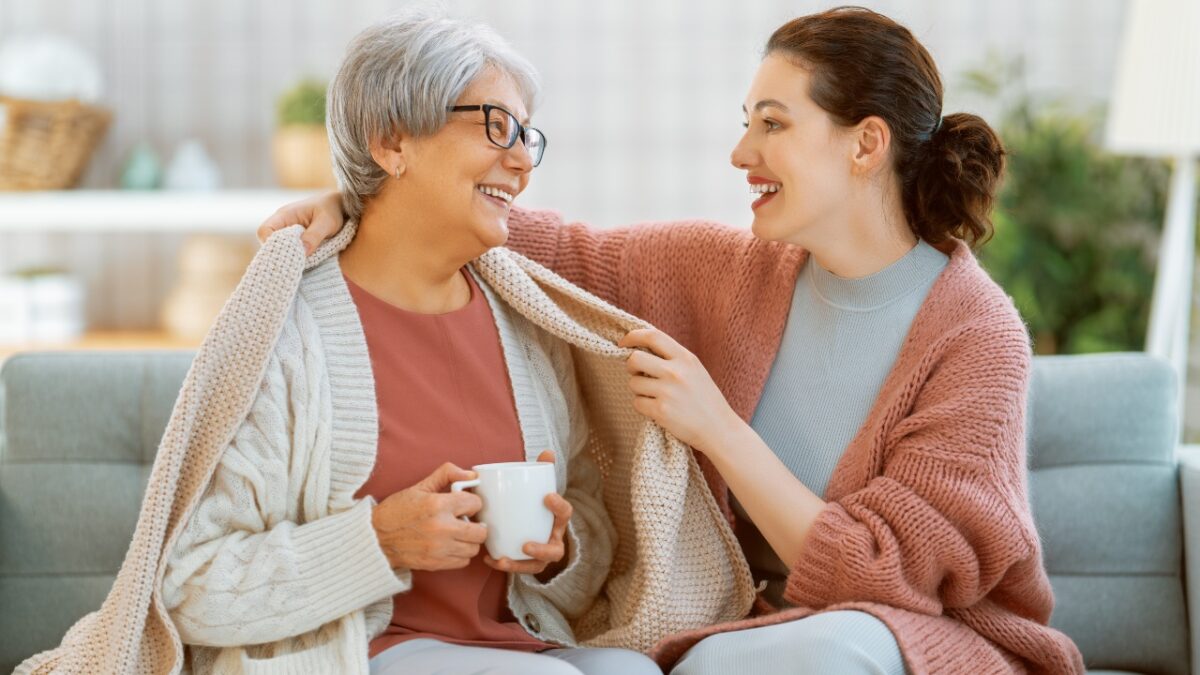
[{"xmin": 524, "ymin": 613, "xmax": 541, "ymax": 633}]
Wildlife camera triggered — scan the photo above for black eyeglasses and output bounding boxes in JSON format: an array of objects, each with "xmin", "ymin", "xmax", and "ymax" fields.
[{"xmin": 447, "ymin": 104, "xmax": 546, "ymax": 167}]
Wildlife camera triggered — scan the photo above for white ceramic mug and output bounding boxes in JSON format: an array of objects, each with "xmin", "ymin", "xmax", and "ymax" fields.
[{"xmin": 451, "ymin": 461, "xmax": 557, "ymax": 561}]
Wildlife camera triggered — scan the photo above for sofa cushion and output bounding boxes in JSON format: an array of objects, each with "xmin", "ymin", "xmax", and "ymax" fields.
[
  {"xmin": 1029, "ymin": 354, "xmax": 1187, "ymax": 675},
  {"xmin": 0, "ymin": 351, "xmax": 193, "ymax": 673}
]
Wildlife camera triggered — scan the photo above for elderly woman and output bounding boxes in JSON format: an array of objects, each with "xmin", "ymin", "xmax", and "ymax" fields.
[
  {"xmin": 16, "ymin": 10, "xmax": 665, "ymax": 675},
  {"xmin": 160, "ymin": 12, "xmax": 663, "ymax": 675}
]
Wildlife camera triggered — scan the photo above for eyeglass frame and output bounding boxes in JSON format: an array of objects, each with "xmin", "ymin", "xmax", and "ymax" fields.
[{"xmin": 446, "ymin": 104, "xmax": 546, "ymax": 167}]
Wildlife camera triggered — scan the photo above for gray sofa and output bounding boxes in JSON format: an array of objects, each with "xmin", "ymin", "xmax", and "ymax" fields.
[{"xmin": 0, "ymin": 350, "xmax": 1194, "ymax": 674}]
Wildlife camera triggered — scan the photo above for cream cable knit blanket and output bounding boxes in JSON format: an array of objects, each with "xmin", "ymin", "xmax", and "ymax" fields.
[{"xmin": 16, "ymin": 224, "xmax": 755, "ymax": 674}]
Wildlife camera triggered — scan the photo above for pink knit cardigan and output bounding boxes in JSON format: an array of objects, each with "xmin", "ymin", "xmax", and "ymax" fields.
[{"xmin": 504, "ymin": 208, "xmax": 1085, "ymax": 675}]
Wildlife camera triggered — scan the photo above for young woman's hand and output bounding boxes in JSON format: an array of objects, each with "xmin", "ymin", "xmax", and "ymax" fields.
[
  {"xmin": 256, "ymin": 190, "xmax": 346, "ymax": 255},
  {"xmin": 619, "ymin": 328, "xmax": 745, "ymax": 458},
  {"xmin": 371, "ymin": 462, "xmax": 489, "ymax": 571},
  {"xmin": 483, "ymin": 450, "xmax": 573, "ymax": 577}
]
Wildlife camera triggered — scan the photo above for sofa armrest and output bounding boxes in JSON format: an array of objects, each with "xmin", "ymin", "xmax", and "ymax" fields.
[{"xmin": 1177, "ymin": 444, "xmax": 1200, "ymax": 675}]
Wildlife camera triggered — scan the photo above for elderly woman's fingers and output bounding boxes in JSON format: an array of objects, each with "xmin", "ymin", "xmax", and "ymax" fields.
[
  {"xmin": 544, "ymin": 492, "xmax": 572, "ymax": 522},
  {"xmin": 483, "ymin": 554, "xmax": 545, "ymax": 574},
  {"xmin": 452, "ymin": 521, "xmax": 489, "ymax": 544},
  {"xmin": 543, "ymin": 495, "xmax": 571, "ymax": 551},
  {"xmin": 420, "ymin": 462, "xmax": 476, "ymax": 492},
  {"xmin": 446, "ymin": 540, "xmax": 483, "ymax": 559},
  {"xmin": 478, "ymin": 494, "xmax": 570, "ymax": 575},
  {"xmin": 522, "ymin": 541, "xmax": 564, "ymax": 561},
  {"xmin": 445, "ymin": 491, "xmax": 483, "ymax": 518}
]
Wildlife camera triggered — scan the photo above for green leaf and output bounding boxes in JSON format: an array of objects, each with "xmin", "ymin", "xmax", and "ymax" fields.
[
  {"xmin": 277, "ymin": 79, "xmax": 328, "ymax": 127},
  {"xmin": 973, "ymin": 55, "xmax": 1168, "ymax": 354}
]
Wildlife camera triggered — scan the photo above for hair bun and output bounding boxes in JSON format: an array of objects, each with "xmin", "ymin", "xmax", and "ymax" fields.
[{"xmin": 912, "ymin": 112, "xmax": 1006, "ymax": 246}]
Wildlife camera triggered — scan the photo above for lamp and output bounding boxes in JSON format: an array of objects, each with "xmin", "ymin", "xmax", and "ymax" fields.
[{"xmin": 1106, "ymin": 0, "xmax": 1200, "ymax": 435}]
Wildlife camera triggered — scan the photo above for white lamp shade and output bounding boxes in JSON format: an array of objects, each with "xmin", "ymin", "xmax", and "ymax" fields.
[{"xmin": 1106, "ymin": 0, "xmax": 1200, "ymax": 156}]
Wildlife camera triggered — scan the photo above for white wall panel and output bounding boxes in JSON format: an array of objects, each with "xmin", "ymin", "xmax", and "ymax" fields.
[{"xmin": 0, "ymin": 0, "xmax": 1131, "ymax": 326}]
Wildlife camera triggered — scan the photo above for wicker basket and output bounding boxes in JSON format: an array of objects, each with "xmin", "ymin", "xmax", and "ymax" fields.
[{"xmin": 0, "ymin": 96, "xmax": 111, "ymax": 190}]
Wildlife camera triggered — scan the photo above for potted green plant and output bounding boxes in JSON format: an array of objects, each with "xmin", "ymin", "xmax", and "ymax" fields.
[
  {"xmin": 964, "ymin": 56, "xmax": 1171, "ymax": 354},
  {"xmin": 271, "ymin": 78, "xmax": 336, "ymax": 189}
]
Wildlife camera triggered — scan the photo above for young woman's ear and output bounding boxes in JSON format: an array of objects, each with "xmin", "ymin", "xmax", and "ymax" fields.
[
  {"xmin": 850, "ymin": 115, "xmax": 892, "ymax": 177},
  {"xmin": 369, "ymin": 134, "xmax": 407, "ymax": 179}
]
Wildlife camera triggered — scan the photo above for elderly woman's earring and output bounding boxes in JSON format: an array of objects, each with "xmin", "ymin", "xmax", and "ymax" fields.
[{"xmin": 394, "ymin": 167, "xmax": 401, "ymax": 180}]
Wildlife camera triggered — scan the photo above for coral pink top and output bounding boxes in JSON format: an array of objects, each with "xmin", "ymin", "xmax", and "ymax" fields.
[
  {"xmin": 504, "ymin": 208, "xmax": 1085, "ymax": 675},
  {"xmin": 347, "ymin": 269, "xmax": 548, "ymax": 658}
]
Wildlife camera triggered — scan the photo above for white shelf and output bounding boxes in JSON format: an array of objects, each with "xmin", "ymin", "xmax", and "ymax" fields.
[{"xmin": 0, "ymin": 189, "xmax": 321, "ymax": 233}]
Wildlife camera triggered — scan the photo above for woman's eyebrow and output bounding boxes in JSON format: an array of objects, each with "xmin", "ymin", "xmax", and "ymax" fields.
[
  {"xmin": 483, "ymin": 99, "xmax": 531, "ymax": 124},
  {"xmin": 741, "ymin": 99, "xmax": 791, "ymax": 114}
]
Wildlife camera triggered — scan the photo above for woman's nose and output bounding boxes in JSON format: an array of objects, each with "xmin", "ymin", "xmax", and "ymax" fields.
[
  {"xmin": 504, "ymin": 140, "xmax": 534, "ymax": 173},
  {"xmin": 730, "ymin": 132, "xmax": 755, "ymax": 169}
]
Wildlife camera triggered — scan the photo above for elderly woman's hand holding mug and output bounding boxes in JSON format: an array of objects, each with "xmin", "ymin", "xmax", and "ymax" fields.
[
  {"xmin": 482, "ymin": 450, "xmax": 573, "ymax": 578},
  {"xmin": 371, "ymin": 462, "xmax": 490, "ymax": 571},
  {"xmin": 370, "ymin": 453, "xmax": 572, "ymax": 577}
]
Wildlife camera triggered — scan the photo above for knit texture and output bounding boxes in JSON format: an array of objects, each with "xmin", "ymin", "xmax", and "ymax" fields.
[
  {"xmin": 474, "ymin": 243, "xmax": 757, "ymax": 650},
  {"xmin": 504, "ymin": 207, "xmax": 1086, "ymax": 675},
  {"xmin": 16, "ymin": 220, "xmax": 320, "ymax": 675},
  {"xmin": 15, "ymin": 222, "xmax": 756, "ymax": 674}
]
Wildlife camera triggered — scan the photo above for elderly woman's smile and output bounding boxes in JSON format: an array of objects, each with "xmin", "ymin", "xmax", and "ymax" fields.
[{"xmin": 477, "ymin": 184, "xmax": 515, "ymax": 207}]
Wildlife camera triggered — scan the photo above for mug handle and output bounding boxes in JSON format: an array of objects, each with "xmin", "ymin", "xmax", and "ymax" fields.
[{"xmin": 450, "ymin": 478, "xmax": 481, "ymax": 523}]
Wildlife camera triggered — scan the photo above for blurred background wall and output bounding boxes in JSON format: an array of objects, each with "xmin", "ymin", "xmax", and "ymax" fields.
[
  {"xmin": 0, "ymin": 0, "xmax": 1128, "ymax": 324},
  {"xmin": 0, "ymin": 0, "xmax": 1125, "ymax": 224},
  {"xmin": 6, "ymin": 0, "xmax": 1191, "ymax": 434}
]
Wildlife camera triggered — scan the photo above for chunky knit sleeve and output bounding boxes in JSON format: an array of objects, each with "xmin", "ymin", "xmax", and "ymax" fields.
[
  {"xmin": 504, "ymin": 208, "xmax": 779, "ymax": 350},
  {"xmin": 504, "ymin": 207, "xmax": 637, "ymax": 310},
  {"xmin": 160, "ymin": 304, "xmax": 408, "ymax": 648},
  {"xmin": 783, "ymin": 314, "xmax": 1046, "ymax": 619}
]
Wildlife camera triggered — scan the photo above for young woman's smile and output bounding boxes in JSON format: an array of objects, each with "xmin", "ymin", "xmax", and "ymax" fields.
[{"xmin": 748, "ymin": 176, "xmax": 782, "ymax": 211}]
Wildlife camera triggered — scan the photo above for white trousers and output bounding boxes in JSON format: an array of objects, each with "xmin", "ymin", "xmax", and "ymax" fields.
[
  {"xmin": 369, "ymin": 638, "xmax": 663, "ymax": 675},
  {"xmin": 671, "ymin": 610, "xmax": 908, "ymax": 675}
]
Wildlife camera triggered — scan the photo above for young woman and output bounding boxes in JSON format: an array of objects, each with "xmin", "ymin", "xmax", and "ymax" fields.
[{"xmin": 263, "ymin": 7, "xmax": 1084, "ymax": 674}]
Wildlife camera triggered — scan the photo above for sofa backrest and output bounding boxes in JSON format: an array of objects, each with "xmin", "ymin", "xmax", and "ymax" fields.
[
  {"xmin": 1028, "ymin": 353, "xmax": 1187, "ymax": 675},
  {"xmin": 0, "ymin": 351, "xmax": 194, "ymax": 673}
]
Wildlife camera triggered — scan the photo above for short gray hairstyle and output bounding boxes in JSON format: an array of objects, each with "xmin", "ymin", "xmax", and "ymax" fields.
[{"xmin": 326, "ymin": 9, "xmax": 540, "ymax": 221}]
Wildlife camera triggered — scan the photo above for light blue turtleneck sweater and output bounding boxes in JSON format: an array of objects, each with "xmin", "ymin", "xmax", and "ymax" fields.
[{"xmin": 733, "ymin": 238, "xmax": 949, "ymax": 605}]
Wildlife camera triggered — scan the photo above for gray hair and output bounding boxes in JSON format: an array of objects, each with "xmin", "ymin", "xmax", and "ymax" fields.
[{"xmin": 326, "ymin": 9, "xmax": 540, "ymax": 221}]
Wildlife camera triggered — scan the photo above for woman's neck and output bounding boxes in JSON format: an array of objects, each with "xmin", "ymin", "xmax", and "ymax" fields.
[
  {"xmin": 806, "ymin": 187, "xmax": 917, "ymax": 279},
  {"xmin": 340, "ymin": 205, "xmax": 473, "ymax": 315}
]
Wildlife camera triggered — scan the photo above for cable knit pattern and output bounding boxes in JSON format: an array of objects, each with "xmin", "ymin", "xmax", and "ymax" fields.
[
  {"xmin": 503, "ymin": 207, "xmax": 1085, "ymax": 675},
  {"xmin": 16, "ymin": 218, "xmax": 756, "ymax": 674},
  {"xmin": 14, "ymin": 221, "xmax": 352, "ymax": 675},
  {"xmin": 157, "ymin": 260, "xmax": 410, "ymax": 672}
]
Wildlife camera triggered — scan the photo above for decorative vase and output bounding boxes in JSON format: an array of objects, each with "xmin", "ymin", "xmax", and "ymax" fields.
[
  {"xmin": 160, "ymin": 236, "xmax": 256, "ymax": 340},
  {"xmin": 271, "ymin": 125, "xmax": 336, "ymax": 189},
  {"xmin": 120, "ymin": 141, "xmax": 162, "ymax": 189},
  {"xmin": 164, "ymin": 139, "xmax": 221, "ymax": 191}
]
